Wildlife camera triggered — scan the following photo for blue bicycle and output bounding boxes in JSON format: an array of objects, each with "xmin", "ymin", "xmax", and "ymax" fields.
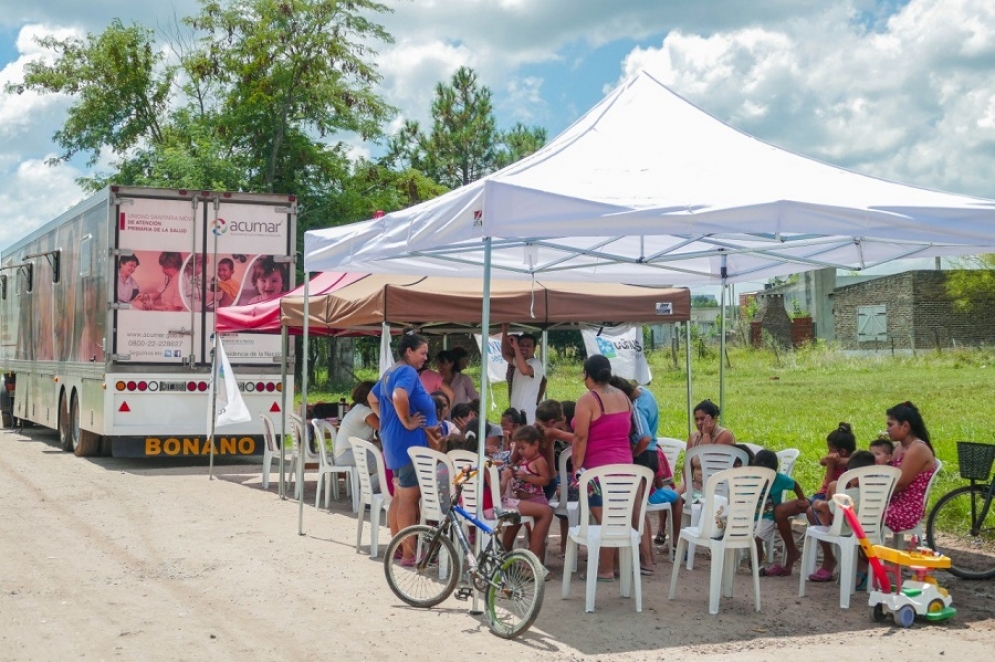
[{"xmin": 383, "ymin": 465, "xmax": 545, "ymax": 639}]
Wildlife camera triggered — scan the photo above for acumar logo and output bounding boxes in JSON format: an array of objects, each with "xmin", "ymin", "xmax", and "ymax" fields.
[{"xmin": 229, "ymin": 220, "xmax": 283, "ymax": 235}]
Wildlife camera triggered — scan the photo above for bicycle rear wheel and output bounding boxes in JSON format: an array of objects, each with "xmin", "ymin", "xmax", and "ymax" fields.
[
  {"xmin": 926, "ymin": 484, "xmax": 995, "ymax": 580},
  {"xmin": 384, "ymin": 524, "xmax": 461, "ymax": 607},
  {"xmin": 485, "ymin": 549, "xmax": 545, "ymax": 639}
]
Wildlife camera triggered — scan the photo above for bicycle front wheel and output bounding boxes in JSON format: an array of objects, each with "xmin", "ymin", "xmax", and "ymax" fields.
[
  {"xmin": 384, "ymin": 524, "xmax": 461, "ymax": 608},
  {"xmin": 485, "ymin": 549, "xmax": 545, "ymax": 639},
  {"xmin": 926, "ymin": 484, "xmax": 995, "ymax": 580}
]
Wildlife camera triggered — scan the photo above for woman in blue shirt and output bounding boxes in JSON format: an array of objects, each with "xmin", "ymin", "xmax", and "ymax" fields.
[{"xmin": 369, "ymin": 328, "xmax": 439, "ymax": 564}]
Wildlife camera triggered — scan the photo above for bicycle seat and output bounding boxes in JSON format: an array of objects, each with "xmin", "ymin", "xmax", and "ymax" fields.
[{"xmin": 494, "ymin": 508, "xmax": 522, "ymax": 525}]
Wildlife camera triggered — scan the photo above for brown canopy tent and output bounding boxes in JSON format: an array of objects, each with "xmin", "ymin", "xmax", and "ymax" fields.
[{"xmin": 278, "ymin": 274, "xmax": 691, "ymax": 332}]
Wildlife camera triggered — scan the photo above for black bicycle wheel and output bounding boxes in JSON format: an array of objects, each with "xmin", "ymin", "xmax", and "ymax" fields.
[
  {"xmin": 384, "ymin": 524, "xmax": 461, "ymax": 608},
  {"xmin": 926, "ymin": 484, "xmax": 995, "ymax": 580},
  {"xmin": 485, "ymin": 549, "xmax": 545, "ymax": 639}
]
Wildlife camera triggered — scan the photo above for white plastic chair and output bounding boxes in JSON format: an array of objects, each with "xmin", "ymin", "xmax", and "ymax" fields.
[
  {"xmin": 681, "ymin": 445, "xmax": 750, "ymax": 568},
  {"xmin": 312, "ymin": 419, "xmax": 357, "ymax": 513},
  {"xmin": 669, "ymin": 466, "xmax": 775, "ymax": 615},
  {"xmin": 259, "ymin": 412, "xmax": 290, "ymax": 490},
  {"xmin": 349, "ymin": 437, "xmax": 392, "ymax": 558},
  {"xmin": 650, "ymin": 438, "xmax": 685, "ymax": 560},
  {"xmin": 885, "ymin": 458, "xmax": 942, "ymax": 548},
  {"xmin": 288, "ymin": 415, "xmax": 320, "ymax": 499},
  {"xmin": 408, "ymin": 447, "xmax": 456, "ymax": 526},
  {"xmin": 799, "ymin": 465, "xmax": 900, "ymax": 608},
  {"xmin": 447, "ymin": 449, "xmax": 477, "ymax": 474},
  {"xmin": 741, "ymin": 442, "xmax": 764, "ymax": 456},
  {"xmin": 776, "ymin": 448, "xmax": 800, "ymax": 478},
  {"xmin": 657, "ymin": 438, "xmax": 685, "ymax": 481},
  {"xmin": 765, "ymin": 448, "xmax": 801, "ymax": 563},
  {"xmin": 561, "ymin": 463, "xmax": 653, "ymax": 613}
]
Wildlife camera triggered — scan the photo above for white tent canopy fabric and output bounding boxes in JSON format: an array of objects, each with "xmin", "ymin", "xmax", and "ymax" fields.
[{"xmin": 305, "ymin": 70, "xmax": 995, "ymax": 283}]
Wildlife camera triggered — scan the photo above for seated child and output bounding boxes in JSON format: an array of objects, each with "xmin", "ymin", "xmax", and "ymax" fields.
[
  {"xmin": 500, "ymin": 426, "xmax": 554, "ymax": 567},
  {"xmin": 533, "ymin": 400, "xmax": 575, "ymax": 555},
  {"xmin": 752, "ymin": 449, "xmax": 807, "ymax": 577},
  {"xmin": 806, "ymin": 450, "xmax": 877, "ymax": 584},
  {"xmin": 811, "ymin": 422, "xmax": 856, "ymax": 501},
  {"xmin": 869, "ymin": 436, "xmax": 894, "ymax": 465}
]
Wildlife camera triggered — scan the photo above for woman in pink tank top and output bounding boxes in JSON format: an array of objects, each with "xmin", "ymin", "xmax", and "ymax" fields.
[{"xmin": 571, "ymin": 354, "xmax": 634, "ymax": 581}]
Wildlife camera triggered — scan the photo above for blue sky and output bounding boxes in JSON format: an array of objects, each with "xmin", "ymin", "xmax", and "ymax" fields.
[{"xmin": 1, "ymin": 0, "xmax": 993, "ymax": 290}]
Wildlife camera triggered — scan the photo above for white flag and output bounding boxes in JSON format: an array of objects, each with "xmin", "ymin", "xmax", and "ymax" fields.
[
  {"xmin": 215, "ymin": 337, "xmax": 252, "ymax": 427},
  {"xmin": 474, "ymin": 333, "xmax": 509, "ymax": 384}
]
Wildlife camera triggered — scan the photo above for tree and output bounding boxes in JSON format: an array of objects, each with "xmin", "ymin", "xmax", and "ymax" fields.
[
  {"xmin": 494, "ymin": 122, "xmax": 547, "ymax": 170},
  {"xmin": 8, "ymin": 0, "xmax": 396, "ymax": 211},
  {"xmin": 945, "ymin": 255, "xmax": 995, "ymax": 312},
  {"xmin": 6, "ymin": 19, "xmax": 173, "ymax": 168},
  {"xmin": 422, "ymin": 66, "xmax": 499, "ymax": 188}
]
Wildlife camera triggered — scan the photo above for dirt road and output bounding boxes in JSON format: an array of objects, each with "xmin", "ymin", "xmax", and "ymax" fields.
[{"xmin": 1, "ymin": 426, "xmax": 992, "ymax": 661}]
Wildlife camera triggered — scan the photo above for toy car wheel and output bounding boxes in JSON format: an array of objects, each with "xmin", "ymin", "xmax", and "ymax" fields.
[
  {"xmin": 872, "ymin": 603, "xmax": 888, "ymax": 623},
  {"xmin": 895, "ymin": 605, "xmax": 916, "ymax": 628},
  {"xmin": 927, "ymin": 599, "xmax": 945, "ymax": 614}
]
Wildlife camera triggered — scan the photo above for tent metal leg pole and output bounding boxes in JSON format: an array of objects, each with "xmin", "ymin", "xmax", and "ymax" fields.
[
  {"xmin": 685, "ymin": 320, "xmax": 692, "ymax": 439},
  {"xmin": 299, "ymin": 275, "xmax": 311, "ymax": 536},
  {"xmin": 719, "ymin": 281, "xmax": 726, "ymax": 419},
  {"xmin": 279, "ymin": 325, "xmax": 289, "ymax": 499},
  {"xmin": 472, "ymin": 237, "xmax": 494, "ymax": 615}
]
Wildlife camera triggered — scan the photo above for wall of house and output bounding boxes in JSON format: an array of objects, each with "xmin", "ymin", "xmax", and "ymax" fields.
[{"xmin": 831, "ymin": 270, "xmax": 995, "ymax": 349}]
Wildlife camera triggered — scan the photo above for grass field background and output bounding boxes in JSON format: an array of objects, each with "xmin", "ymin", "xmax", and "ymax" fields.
[{"xmin": 306, "ymin": 343, "xmax": 995, "ymax": 505}]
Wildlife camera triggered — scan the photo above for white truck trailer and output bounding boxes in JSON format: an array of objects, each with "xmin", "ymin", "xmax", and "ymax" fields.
[{"xmin": 0, "ymin": 186, "xmax": 296, "ymax": 457}]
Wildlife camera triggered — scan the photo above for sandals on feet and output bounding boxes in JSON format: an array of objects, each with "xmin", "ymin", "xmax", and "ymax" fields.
[
  {"xmin": 808, "ymin": 567, "xmax": 834, "ymax": 582},
  {"xmin": 654, "ymin": 532, "xmax": 666, "ymax": 545},
  {"xmin": 855, "ymin": 571, "xmax": 868, "ymax": 592}
]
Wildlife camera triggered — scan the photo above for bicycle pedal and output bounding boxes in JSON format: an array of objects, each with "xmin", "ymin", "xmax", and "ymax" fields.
[{"xmin": 455, "ymin": 586, "xmax": 473, "ymax": 601}]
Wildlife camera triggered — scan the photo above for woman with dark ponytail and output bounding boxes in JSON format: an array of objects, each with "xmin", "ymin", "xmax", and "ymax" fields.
[
  {"xmin": 369, "ymin": 328, "xmax": 440, "ymax": 565},
  {"xmin": 571, "ymin": 354, "xmax": 635, "ymax": 581},
  {"xmin": 883, "ymin": 401, "xmax": 937, "ymax": 533}
]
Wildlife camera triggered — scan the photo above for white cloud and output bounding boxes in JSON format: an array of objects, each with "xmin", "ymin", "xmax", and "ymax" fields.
[
  {"xmin": 617, "ymin": 0, "xmax": 995, "ymax": 198},
  {"xmin": 0, "ymin": 157, "xmax": 84, "ymax": 250}
]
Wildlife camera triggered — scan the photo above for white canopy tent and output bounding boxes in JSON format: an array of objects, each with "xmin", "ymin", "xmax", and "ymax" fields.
[{"xmin": 294, "ymin": 70, "xmax": 995, "ymax": 533}]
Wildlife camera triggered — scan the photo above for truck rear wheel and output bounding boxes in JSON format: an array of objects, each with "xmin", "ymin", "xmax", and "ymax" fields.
[
  {"xmin": 58, "ymin": 393, "xmax": 73, "ymax": 452},
  {"xmin": 71, "ymin": 392, "xmax": 99, "ymax": 457}
]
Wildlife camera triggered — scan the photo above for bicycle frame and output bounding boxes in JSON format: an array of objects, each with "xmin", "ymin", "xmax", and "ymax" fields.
[{"xmin": 967, "ymin": 480, "xmax": 995, "ymax": 536}]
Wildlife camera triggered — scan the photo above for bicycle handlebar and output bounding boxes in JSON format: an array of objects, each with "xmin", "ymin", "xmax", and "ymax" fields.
[{"xmin": 453, "ymin": 460, "xmax": 494, "ymax": 486}]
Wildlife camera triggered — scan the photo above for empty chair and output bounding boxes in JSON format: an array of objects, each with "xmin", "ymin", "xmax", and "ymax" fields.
[
  {"xmin": 349, "ymin": 437, "xmax": 392, "ymax": 558},
  {"xmin": 259, "ymin": 412, "xmax": 290, "ymax": 490},
  {"xmin": 312, "ymin": 419, "xmax": 357, "ymax": 512},
  {"xmin": 669, "ymin": 466, "xmax": 775, "ymax": 615},
  {"xmin": 447, "ymin": 449, "xmax": 478, "ymax": 475},
  {"xmin": 288, "ymin": 415, "xmax": 320, "ymax": 499},
  {"xmin": 562, "ymin": 464, "xmax": 653, "ymax": 613},
  {"xmin": 885, "ymin": 458, "xmax": 942, "ymax": 548},
  {"xmin": 681, "ymin": 444, "xmax": 750, "ymax": 569},
  {"xmin": 799, "ymin": 465, "xmax": 900, "ymax": 608}
]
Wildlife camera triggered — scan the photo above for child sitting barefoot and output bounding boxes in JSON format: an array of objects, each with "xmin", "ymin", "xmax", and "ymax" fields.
[
  {"xmin": 753, "ymin": 450, "xmax": 808, "ymax": 576},
  {"xmin": 806, "ymin": 450, "xmax": 877, "ymax": 584},
  {"xmin": 869, "ymin": 436, "xmax": 894, "ymax": 465},
  {"xmin": 812, "ymin": 422, "xmax": 856, "ymax": 501}
]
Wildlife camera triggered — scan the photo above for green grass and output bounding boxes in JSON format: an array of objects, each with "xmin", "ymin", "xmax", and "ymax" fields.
[{"xmin": 304, "ymin": 343, "xmax": 995, "ymax": 504}]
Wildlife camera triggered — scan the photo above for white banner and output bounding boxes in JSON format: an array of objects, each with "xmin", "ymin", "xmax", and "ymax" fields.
[
  {"xmin": 474, "ymin": 333, "xmax": 509, "ymax": 384},
  {"xmin": 379, "ymin": 324, "xmax": 394, "ymax": 376},
  {"xmin": 215, "ymin": 337, "xmax": 252, "ymax": 427},
  {"xmin": 581, "ymin": 325, "xmax": 652, "ymax": 385}
]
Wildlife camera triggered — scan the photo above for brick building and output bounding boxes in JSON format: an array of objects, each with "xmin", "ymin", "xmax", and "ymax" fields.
[{"xmin": 831, "ymin": 270, "xmax": 995, "ymax": 349}]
